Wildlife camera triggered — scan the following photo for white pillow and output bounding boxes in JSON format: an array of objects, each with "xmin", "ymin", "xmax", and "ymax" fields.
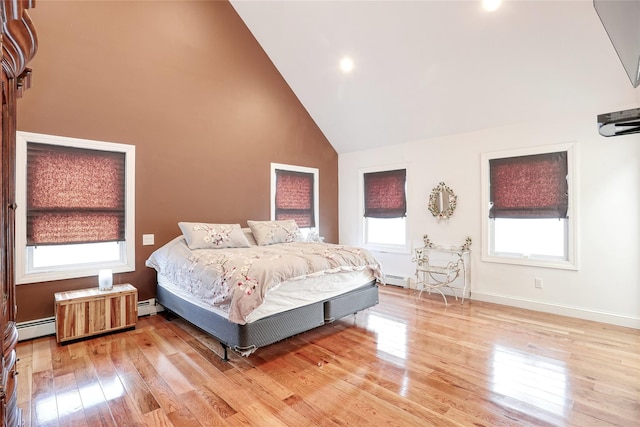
[
  {"xmin": 178, "ymin": 222, "xmax": 251, "ymax": 249},
  {"xmin": 246, "ymin": 220, "xmax": 303, "ymax": 246}
]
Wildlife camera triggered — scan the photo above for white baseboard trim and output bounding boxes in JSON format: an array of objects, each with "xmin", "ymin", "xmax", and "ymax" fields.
[
  {"xmin": 17, "ymin": 298, "xmax": 165, "ymax": 341},
  {"xmin": 471, "ymin": 291, "xmax": 640, "ymax": 329}
]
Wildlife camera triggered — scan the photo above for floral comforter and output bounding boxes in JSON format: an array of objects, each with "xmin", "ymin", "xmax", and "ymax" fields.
[{"xmin": 145, "ymin": 237, "xmax": 383, "ymax": 324}]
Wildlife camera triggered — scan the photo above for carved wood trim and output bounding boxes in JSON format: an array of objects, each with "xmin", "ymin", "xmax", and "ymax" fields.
[
  {"xmin": 1, "ymin": 1, "xmax": 36, "ymax": 425},
  {"xmin": 1, "ymin": 0, "xmax": 37, "ymax": 82}
]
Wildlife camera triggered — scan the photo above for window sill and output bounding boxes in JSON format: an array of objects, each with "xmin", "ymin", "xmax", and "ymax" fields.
[
  {"xmin": 16, "ymin": 262, "xmax": 134, "ymax": 285},
  {"xmin": 482, "ymin": 254, "xmax": 578, "ymax": 271},
  {"xmin": 364, "ymin": 243, "xmax": 411, "ymax": 255}
]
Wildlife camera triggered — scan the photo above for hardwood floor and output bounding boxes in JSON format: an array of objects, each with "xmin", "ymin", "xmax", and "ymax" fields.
[{"xmin": 16, "ymin": 286, "xmax": 640, "ymax": 426}]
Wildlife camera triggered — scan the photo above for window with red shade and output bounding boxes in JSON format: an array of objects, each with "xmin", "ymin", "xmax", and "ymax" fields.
[
  {"xmin": 274, "ymin": 169, "xmax": 315, "ymax": 228},
  {"xmin": 489, "ymin": 151, "xmax": 568, "ymax": 220},
  {"xmin": 26, "ymin": 143, "xmax": 126, "ymax": 246},
  {"xmin": 481, "ymin": 143, "xmax": 577, "ymax": 269},
  {"xmin": 361, "ymin": 166, "xmax": 408, "ymax": 252},
  {"xmin": 15, "ymin": 132, "xmax": 136, "ymax": 284},
  {"xmin": 271, "ymin": 163, "xmax": 319, "ymax": 238},
  {"xmin": 363, "ymin": 169, "xmax": 407, "ymax": 219}
]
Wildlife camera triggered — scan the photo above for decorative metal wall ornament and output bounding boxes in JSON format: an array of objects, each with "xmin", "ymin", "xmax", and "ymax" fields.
[
  {"xmin": 428, "ymin": 182, "xmax": 457, "ymax": 219},
  {"xmin": 461, "ymin": 236, "xmax": 472, "ymax": 251}
]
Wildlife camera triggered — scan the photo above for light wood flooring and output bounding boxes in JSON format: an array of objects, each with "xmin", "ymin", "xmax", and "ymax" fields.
[{"xmin": 16, "ymin": 286, "xmax": 640, "ymax": 426}]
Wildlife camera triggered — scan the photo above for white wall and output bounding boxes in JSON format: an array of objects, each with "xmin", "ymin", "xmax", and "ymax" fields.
[{"xmin": 339, "ymin": 109, "xmax": 640, "ymax": 328}]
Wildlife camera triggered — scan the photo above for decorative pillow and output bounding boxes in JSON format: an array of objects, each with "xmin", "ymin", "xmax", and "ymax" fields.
[
  {"xmin": 246, "ymin": 220, "xmax": 304, "ymax": 246},
  {"xmin": 178, "ymin": 222, "xmax": 251, "ymax": 249}
]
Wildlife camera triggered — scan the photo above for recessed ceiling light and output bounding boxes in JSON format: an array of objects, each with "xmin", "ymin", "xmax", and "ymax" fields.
[
  {"xmin": 340, "ymin": 57, "xmax": 354, "ymax": 73},
  {"xmin": 482, "ymin": 0, "xmax": 502, "ymax": 12}
]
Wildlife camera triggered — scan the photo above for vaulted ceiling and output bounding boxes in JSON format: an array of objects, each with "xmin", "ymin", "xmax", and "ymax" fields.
[{"xmin": 231, "ymin": 1, "xmax": 638, "ymax": 154}]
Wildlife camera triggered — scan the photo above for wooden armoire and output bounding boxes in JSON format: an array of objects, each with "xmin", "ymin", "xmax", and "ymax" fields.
[{"xmin": 1, "ymin": 1, "xmax": 37, "ymax": 426}]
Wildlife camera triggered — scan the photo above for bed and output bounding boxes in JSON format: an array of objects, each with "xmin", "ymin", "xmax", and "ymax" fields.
[{"xmin": 145, "ymin": 220, "xmax": 383, "ymax": 359}]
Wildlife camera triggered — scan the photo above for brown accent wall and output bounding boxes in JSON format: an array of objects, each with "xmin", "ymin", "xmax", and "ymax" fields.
[{"xmin": 15, "ymin": 1, "xmax": 338, "ymax": 322}]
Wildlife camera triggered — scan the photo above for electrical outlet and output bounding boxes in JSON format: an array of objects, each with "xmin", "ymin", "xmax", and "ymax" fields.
[
  {"xmin": 142, "ymin": 234, "xmax": 155, "ymax": 246},
  {"xmin": 534, "ymin": 278, "xmax": 543, "ymax": 289}
]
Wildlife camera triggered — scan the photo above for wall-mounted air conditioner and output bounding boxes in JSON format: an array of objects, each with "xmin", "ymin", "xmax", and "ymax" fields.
[{"xmin": 597, "ymin": 107, "xmax": 640, "ymax": 137}]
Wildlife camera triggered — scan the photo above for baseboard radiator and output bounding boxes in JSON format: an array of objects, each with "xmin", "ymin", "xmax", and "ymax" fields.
[
  {"xmin": 16, "ymin": 298, "xmax": 164, "ymax": 342},
  {"xmin": 138, "ymin": 298, "xmax": 164, "ymax": 317},
  {"xmin": 385, "ymin": 274, "xmax": 410, "ymax": 288}
]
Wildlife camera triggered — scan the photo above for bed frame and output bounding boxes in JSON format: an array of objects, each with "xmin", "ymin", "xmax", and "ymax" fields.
[{"xmin": 157, "ymin": 280, "xmax": 379, "ymax": 360}]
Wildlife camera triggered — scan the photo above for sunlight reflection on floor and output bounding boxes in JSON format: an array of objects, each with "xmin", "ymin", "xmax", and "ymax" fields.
[
  {"xmin": 491, "ymin": 344, "xmax": 570, "ymax": 417},
  {"xmin": 99, "ymin": 376, "xmax": 126, "ymax": 401},
  {"xmin": 33, "ymin": 396, "xmax": 58, "ymax": 424},
  {"xmin": 365, "ymin": 312, "xmax": 411, "ymax": 396},
  {"xmin": 366, "ymin": 312, "xmax": 408, "ymax": 361},
  {"xmin": 35, "ymin": 379, "xmax": 122, "ymax": 423}
]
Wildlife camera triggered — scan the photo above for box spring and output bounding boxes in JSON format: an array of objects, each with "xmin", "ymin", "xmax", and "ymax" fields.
[
  {"xmin": 156, "ymin": 280, "xmax": 378, "ymax": 356},
  {"xmin": 324, "ymin": 283, "xmax": 379, "ymax": 323}
]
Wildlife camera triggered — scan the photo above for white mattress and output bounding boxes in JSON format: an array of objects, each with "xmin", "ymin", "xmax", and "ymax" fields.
[{"xmin": 157, "ymin": 268, "xmax": 376, "ymax": 323}]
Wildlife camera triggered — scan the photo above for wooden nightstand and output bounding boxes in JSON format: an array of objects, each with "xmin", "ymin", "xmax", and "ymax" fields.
[{"xmin": 54, "ymin": 283, "xmax": 138, "ymax": 343}]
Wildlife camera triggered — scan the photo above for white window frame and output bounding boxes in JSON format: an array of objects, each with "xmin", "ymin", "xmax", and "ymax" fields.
[
  {"xmin": 359, "ymin": 164, "xmax": 410, "ymax": 254},
  {"xmin": 270, "ymin": 163, "xmax": 319, "ymax": 237},
  {"xmin": 15, "ymin": 131, "xmax": 136, "ymax": 284},
  {"xmin": 480, "ymin": 143, "xmax": 578, "ymax": 270}
]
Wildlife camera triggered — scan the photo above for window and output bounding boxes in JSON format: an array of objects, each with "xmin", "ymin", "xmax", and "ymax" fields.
[
  {"xmin": 481, "ymin": 143, "xmax": 577, "ymax": 269},
  {"xmin": 15, "ymin": 132, "xmax": 135, "ymax": 284},
  {"xmin": 270, "ymin": 163, "xmax": 319, "ymax": 237},
  {"xmin": 361, "ymin": 167, "xmax": 408, "ymax": 252}
]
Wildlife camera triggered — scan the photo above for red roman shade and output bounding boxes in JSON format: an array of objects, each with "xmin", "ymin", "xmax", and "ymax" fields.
[
  {"xmin": 364, "ymin": 169, "xmax": 407, "ymax": 218},
  {"xmin": 274, "ymin": 169, "xmax": 315, "ymax": 228},
  {"xmin": 27, "ymin": 142, "xmax": 126, "ymax": 246},
  {"xmin": 489, "ymin": 151, "xmax": 568, "ymax": 219}
]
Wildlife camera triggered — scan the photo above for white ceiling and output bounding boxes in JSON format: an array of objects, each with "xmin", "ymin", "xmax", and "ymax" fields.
[{"xmin": 231, "ymin": 1, "xmax": 638, "ymax": 154}]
